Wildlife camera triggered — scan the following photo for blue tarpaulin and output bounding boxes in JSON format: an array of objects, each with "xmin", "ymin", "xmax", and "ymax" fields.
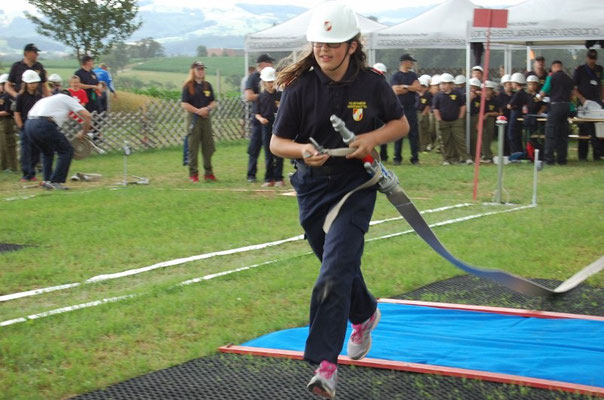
[{"xmin": 243, "ymin": 303, "xmax": 604, "ymax": 387}]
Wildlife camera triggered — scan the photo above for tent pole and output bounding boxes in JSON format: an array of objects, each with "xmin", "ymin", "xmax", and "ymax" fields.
[
  {"xmin": 465, "ymin": 41, "xmax": 471, "ymax": 150},
  {"xmin": 526, "ymin": 46, "xmax": 532, "ymax": 71},
  {"xmin": 244, "ymin": 51, "xmax": 249, "ymax": 77}
]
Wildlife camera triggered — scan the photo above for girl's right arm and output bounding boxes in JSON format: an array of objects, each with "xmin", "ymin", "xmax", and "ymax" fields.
[{"xmin": 14, "ymin": 112, "xmax": 23, "ymax": 129}]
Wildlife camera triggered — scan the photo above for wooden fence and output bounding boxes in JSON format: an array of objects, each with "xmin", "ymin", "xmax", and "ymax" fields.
[{"xmin": 62, "ymin": 97, "xmax": 249, "ymax": 152}]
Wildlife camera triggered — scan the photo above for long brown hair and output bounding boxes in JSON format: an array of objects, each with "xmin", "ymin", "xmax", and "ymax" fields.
[
  {"xmin": 276, "ymin": 34, "xmax": 367, "ymax": 87},
  {"xmin": 183, "ymin": 68, "xmax": 209, "ymax": 96}
]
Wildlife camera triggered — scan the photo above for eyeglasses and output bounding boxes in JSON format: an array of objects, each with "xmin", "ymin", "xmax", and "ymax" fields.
[{"xmin": 312, "ymin": 42, "xmax": 345, "ymax": 49}]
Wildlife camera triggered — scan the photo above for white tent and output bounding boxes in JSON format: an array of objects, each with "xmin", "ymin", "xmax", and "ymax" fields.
[
  {"xmin": 244, "ymin": 8, "xmax": 387, "ymax": 68},
  {"xmin": 372, "ymin": 0, "xmax": 479, "ymax": 50},
  {"xmin": 468, "ymin": 0, "xmax": 604, "ymax": 46}
]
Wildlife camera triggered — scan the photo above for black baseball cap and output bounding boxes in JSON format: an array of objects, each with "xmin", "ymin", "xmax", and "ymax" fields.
[
  {"xmin": 400, "ymin": 53, "xmax": 417, "ymax": 62},
  {"xmin": 24, "ymin": 43, "xmax": 40, "ymax": 53},
  {"xmin": 256, "ymin": 53, "xmax": 275, "ymax": 63},
  {"xmin": 535, "ymin": 56, "xmax": 545, "ymax": 62},
  {"xmin": 191, "ymin": 61, "xmax": 206, "ymax": 69},
  {"xmin": 587, "ymin": 49, "xmax": 598, "ymax": 60}
]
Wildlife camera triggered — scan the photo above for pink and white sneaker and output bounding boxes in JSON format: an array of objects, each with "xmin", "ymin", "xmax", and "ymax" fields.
[
  {"xmin": 307, "ymin": 360, "xmax": 338, "ymax": 399},
  {"xmin": 347, "ymin": 308, "xmax": 381, "ymax": 360}
]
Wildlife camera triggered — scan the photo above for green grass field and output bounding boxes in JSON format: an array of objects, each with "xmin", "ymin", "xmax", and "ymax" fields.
[
  {"xmin": 131, "ymin": 56, "xmax": 245, "ymax": 76},
  {"xmin": 0, "ymin": 141, "xmax": 602, "ymax": 399}
]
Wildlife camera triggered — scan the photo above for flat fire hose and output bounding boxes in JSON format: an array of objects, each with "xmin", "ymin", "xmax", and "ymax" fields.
[{"xmin": 320, "ymin": 115, "xmax": 604, "ymax": 297}]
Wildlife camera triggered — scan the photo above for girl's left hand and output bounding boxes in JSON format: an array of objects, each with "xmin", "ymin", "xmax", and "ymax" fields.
[{"xmin": 347, "ymin": 133, "xmax": 376, "ymax": 160}]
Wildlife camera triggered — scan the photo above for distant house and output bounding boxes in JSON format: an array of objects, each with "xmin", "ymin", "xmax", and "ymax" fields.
[{"xmin": 207, "ymin": 48, "xmax": 245, "ymax": 57}]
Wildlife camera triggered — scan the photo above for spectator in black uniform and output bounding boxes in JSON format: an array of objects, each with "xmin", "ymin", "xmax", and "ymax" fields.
[
  {"xmin": 6, "ymin": 43, "xmax": 50, "ymax": 98},
  {"xmin": 496, "ymin": 74, "xmax": 513, "ymax": 155},
  {"xmin": 390, "ymin": 53, "xmax": 421, "ymax": 165},
  {"xmin": 526, "ymin": 56, "xmax": 548, "ymax": 89},
  {"xmin": 544, "ymin": 61, "xmax": 574, "ymax": 165},
  {"xmin": 506, "ymin": 72, "xmax": 532, "ymax": 156},
  {"xmin": 245, "ymin": 53, "xmax": 275, "ymax": 182},
  {"xmin": 254, "ymin": 67, "xmax": 283, "ymax": 187},
  {"xmin": 75, "ymin": 55, "xmax": 101, "ymax": 113},
  {"xmin": 573, "ymin": 49, "xmax": 603, "ymax": 161},
  {"xmin": 15, "ymin": 70, "xmax": 43, "ymax": 182}
]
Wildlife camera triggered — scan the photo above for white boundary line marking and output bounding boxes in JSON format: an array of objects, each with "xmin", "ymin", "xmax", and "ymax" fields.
[
  {"xmin": 0, "ymin": 203, "xmax": 473, "ymax": 303},
  {"xmin": 0, "ymin": 204, "xmax": 531, "ymax": 328}
]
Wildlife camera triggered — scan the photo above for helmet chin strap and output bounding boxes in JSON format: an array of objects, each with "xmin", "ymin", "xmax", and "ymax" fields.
[{"xmin": 328, "ymin": 42, "xmax": 352, "ymax": 72}]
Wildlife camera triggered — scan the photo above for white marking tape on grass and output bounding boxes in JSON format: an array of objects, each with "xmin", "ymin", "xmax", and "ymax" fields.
[
  {"xmin": 0, "ymin": 203, "xmax": 471, "ymax": 303},
  {"xmin": 0, "ymin": 204, "xmax": 531, "ymax": 328},
  {"xmin": 367, "ymin": 204, "xmax": 534, "ymax": 242}
]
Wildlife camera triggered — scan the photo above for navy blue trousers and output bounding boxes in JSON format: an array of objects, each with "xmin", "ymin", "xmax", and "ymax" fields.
[
  {"xmin": 246, "ymin": 120, "xmax": 262, "ymax": 179},
  {"xmin": 261, "ymin": 122, "xmax": 283, "ymax": 182},
  {"xmin": 25, "ymin": 118, "xmax": 73, "ymax": 183},
  {"xmin": 394, "ymin": 105, "xmax": 419, "ymax": 163},
  {"xmin": 291, "ymin": 163, "xmax": 378, "ymax": 365},
  {"xmin": 19, "ymin": 127, "xmax": 41, "ymax": 180}
]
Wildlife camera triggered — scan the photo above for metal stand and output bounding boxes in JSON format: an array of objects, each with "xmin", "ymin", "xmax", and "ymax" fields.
[
  {"xmin": 532, "ymin": 149, "xmax": 540, "ymax": 206},
  {"xmin": 121, "ymin": 141, "xmax": 131, "ymax": 186},
  {"xmin": 493, "ymin": 119, "xmax": 508, "ymax": 204}
]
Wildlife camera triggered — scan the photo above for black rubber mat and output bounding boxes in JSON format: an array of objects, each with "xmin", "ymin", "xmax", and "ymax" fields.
[
  {"xmin": 0, "ymin": 243, "xmax": 26, "ymax": 253},
  {"xmin": 72, "ymin": 276, "xmax": 603, "ymax": 400}
]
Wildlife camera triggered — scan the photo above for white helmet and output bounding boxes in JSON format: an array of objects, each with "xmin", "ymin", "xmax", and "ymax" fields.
[
  {"xmin": 454, "ymin": 75, "xmax": 466, "ymax": 85},
  {"xmin": 430, "ymin": 74, "xmax": 441, "ymax": 85},
  {"xmin": 419, "ymin": 74, "xmax": 431, "ymax": 85},
  {"xmin": 22, "ymin": 69, "xmax": 41, "ymax": 83},
  {"xmin": 469, "ymin": 77, "xmax": 482, "ymax": 87},
  {"xmin": 419, "ymin": 77, "xmax": 429, "ymax": 86},
  {"xmin": 372, "ymin": 63, "xmax": 387, "ymax": 74},
  {"xmin": 306, "ymin": 2, "xmax": 360, "ymax": 43},
  {"xmin": 500, "ymin": 74, "xmax": 511, "ymax": 84},
  {"xmin": 48, "ymin": 73, "xmax": 62, "ymax": 83},
  {"xmin": 526, "ymin": 75, "xmax": 540, "ymax": 83},
  {"xmin": 260, "ymin": 66, "xmax": 276, "ymax": 82},
  {"xmin": 485, "ymin": 80, "xmax": 498, "ymax": 89},
  {"xmin": 511, "ymin": 72, "xmax": 526, "ymax": 85},
  {"xmin": 0, "ymin": 73, "xmax": 8, "ymax": 84},
  {"xmin": 472, "ymin": 65, "xmax": 484, "ymax": 72},
  {"xmin": 439, "ymin": 73, "xmax": 454, "ymax": 83}
]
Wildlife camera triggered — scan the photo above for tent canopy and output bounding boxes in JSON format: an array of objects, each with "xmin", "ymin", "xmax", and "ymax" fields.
[
  {"xmin": 372, "ymin": 0, "xmax": 480, "ymax": 49},
  {"xmin": 245, "ymin": 8, "xmax": 387, "ymax": 53},
  {"xmin": 469, "ymin": 0, "xmax": 604, "ymax": 45}
]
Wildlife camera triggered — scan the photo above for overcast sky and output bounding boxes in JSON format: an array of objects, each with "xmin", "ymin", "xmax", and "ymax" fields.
[{"xmin": 3, "ymin": 0, "xmax": 526, "ymax": 19}]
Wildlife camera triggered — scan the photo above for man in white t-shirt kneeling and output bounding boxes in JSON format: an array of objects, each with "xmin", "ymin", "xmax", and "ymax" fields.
[{"xmin": 25, "ymin": 91, "xmax": 91, "ymax": 190}]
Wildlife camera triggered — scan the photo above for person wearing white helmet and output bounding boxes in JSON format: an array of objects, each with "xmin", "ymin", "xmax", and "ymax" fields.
[
  {"xmin": 25, "ymin": 91, "xmax": 91, "ymax": 190},
  {"xmin": 428, "ymin": 75, "xmax": 442, "ymax": 152},
  {"xmin": 506, "ymin": 72, "xmax": 532, "ymax": 156},
  {"xmin": 417, "ymin": 77, "xmax": 433, "ymax": 152},
  {"xmin": 48, "ymin": 73, "xmax": 63, "ymax": 95},
  {"xmin": 255, "ymin": 66, "xmax": 284, "ymax": 187},
  {"xmin": 270, "ymin": 2, "xmax": 408, "ymax": 398},
  {"xmin": 454, "ymin": 74, "xmax": 466, "ymax": 89},
  {"xmin": 476, "ymin": 81, "xmax": 501, "ymax": 163},
  {"xmin": 391, "ymin": 53, "xmax": 421, "ymax": 164},
  {"xmin": 495, "ymin": 74, "xmax": 513, "ymax": 155},
  {"xmin": 15, "ymin": 69, "xmax": 43, "ymax": 182},
  {"xmin": 6, "ymin": 43, "xmax": 50, "ymax": 98},
  {"xmin": 433, "ymin": 73, "xmax": 472, "ymax": 165},
  {"xmin": 522, "ymin": 75, "xmax": 546, "ymax": 161},
  {"xmin": 0, "ymin": 73, "xmax": 18, "ymax": 172},
  {"xmin": 468, "ymin": 77, "xmax": 484, "ymax": 159},
  {"xmin": 419, "ymin": 74, "xmax": 431, "ymax": 86},
  {"xmin": 471, "ymin": 65, "xmax": 483, "ymax": 81},
  {"xmin": 372, "ymin": 62, "xmax": 387, "ymax": 75},
  {"xmin": 245, "ymin": 53, "xmax": 275, "ymax": 183},
  {"xmin": 181, "ymin": 61, "xmax": 217, "ymax": 182}
]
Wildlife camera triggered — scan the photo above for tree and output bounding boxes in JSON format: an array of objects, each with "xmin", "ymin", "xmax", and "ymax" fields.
[
  {"xmin": 101, "ymin": 41, "xmax": 130, "ymax": 74},
  {"xmin": 131, "ymin": 37, "xmax": 165, "ymax": 59},
  {"xmin": 25, "ymin": 0, "xmax": 141, "ymax": 60},
  {"xmin": 196, "ymin": 45, "xmax": 208, "ymax": 57}
]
